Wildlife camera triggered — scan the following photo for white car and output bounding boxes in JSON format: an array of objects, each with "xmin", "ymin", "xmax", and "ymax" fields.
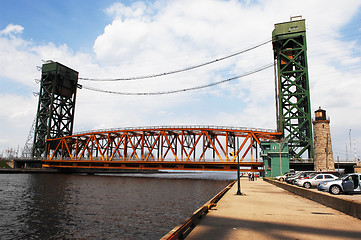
[
  {"xmin": 295, "ymin": 173, "xmax": 339, "ymax": 188},
  {"xmin": 275, "ymin": 172, "xmax": 294, "ymax": 182}
]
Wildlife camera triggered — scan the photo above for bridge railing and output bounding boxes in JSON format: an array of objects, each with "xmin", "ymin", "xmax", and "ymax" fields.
[{"xmin": 73, "ymin": 125, "xmax": 280, "ymax": 136}]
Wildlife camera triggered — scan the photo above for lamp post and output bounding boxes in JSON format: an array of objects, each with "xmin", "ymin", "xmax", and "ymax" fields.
[{"xmin": 236, "ymin": 137, "xmax": 242, "ymax": 195}]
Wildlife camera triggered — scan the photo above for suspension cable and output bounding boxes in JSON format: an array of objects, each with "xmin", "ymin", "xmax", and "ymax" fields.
[
  {"xmin": 81, "ymin": 63, "xmax": 273, "ymax": 96},
  {"xmin": 79, "ymin": 39, "xmax": 271, "ymax": 82}
]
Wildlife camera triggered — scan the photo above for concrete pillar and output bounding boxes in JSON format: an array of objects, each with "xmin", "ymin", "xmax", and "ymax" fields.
[{"xmin": 312, "ymin": 107, "xmax": 334, "ymax": 171}]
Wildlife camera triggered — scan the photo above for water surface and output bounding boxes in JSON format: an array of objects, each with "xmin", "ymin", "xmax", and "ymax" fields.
[{"xmin": 0, "ymin": 172, "xmax": 235, "ymax": 239}]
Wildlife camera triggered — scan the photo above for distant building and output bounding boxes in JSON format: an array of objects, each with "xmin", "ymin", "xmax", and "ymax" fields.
[{"xmin": 312, "ymin": 107, "xmax": 334, "ymax": 171}]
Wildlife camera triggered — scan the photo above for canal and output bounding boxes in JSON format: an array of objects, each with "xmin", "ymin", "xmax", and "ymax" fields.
[{"xmin": 0, "ymin": 172, "xmax": 235, "ymax": 239}]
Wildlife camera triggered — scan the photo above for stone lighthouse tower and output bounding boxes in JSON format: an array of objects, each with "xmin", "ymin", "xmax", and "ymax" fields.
[{"xmin": 312, "ymin": 107, "xmax": 334, "ymax": 171}]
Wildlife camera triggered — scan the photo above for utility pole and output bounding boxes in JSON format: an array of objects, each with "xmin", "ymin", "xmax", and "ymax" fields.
[
  {"xmin": 354, "ymin": 138, "xmax": 357, "ymax": 162},
  {"xmin": 279, "ymin": 139, "xmax": 283, "ymax": 175},
  {"xmin": 349, "ymin": 129, "xmax": 352, "ymax": 161}
]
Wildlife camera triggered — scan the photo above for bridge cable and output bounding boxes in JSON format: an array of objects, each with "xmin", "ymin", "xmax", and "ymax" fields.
[
  {"xmin": 78, "ymin": 39, "xmax": 272, "ymax": 82},
  {"xmin": 81, "ymin": 63, "xmax": 273, "ymax": 95}
]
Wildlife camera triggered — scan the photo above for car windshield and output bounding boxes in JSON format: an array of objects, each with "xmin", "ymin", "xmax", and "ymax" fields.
[
  {"xmin": 339, "ymin": 174, "xmax": 351, "ymax": 180},
  {"xmin": 298, "ymin": 172, "xmax": 314, "ymax": 178},
  {"xmin": 292, "ymin": 172, "xmax": 302, "ymax": 178}
]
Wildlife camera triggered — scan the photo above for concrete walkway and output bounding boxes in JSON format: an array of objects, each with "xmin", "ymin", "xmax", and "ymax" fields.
[{"xmin": 186, "ymin": 178, "xmax": 361, "ymax": 240}]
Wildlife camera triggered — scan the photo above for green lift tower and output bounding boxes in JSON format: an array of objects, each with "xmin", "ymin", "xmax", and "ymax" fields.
[
  {"xmin": 32, "ymin": 61, "xmax": 79, "ymax": 158},
  {"xmin": 272, "ymin": 17, "xmax": 314, "ymax": 160}
]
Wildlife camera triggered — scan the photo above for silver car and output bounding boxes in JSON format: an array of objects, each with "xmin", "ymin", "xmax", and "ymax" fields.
[
  {"xmin": 295, "ymin": 173, "xmax": 338, "ymax": 188},
  {"xmin": 317, "ymin": 173, "xmax": 361, "ymax": 195},
  {"xmin": 286, "ymin": 171, "xmax": 315, "ymax": 184}
]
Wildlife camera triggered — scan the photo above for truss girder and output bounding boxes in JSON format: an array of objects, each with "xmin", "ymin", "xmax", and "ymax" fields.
[
  {"xmin": 33, "ymin": 62, "xmax": 78, "ymax": 158},
  {"xmin": 45, "ymin": 126, "xmax": 281, "ymax": 171},
  {"xmin": 273, "ymin": 21, "xmax": 314, "ymax": 160}
]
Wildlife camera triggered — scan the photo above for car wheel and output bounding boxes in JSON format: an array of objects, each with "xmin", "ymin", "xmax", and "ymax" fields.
[
  {"xmin": 303, "ymin": 182, "xmax": 311, "ymax": 189},
  {"xmin": 280, "ymin": 178, "xmax": 284, "ymax": 182},
  {"xmin": 330, "ymin": 185, "xmax": 341, "ymax": 195}
]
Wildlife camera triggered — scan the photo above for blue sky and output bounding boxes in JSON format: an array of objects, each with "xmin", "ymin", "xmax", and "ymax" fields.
[
  {"xmin": 1, "ymin": 0, "xmax": 361, "ymax": 161},
  {"xmin": 0, "ymin": 0, "xmax": 115, "ymax": 51}
]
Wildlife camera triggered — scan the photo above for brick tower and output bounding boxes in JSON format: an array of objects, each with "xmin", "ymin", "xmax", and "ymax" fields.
[{"xmin": 312, "ymin": 107, "xmax": 334, "ymax": 171}]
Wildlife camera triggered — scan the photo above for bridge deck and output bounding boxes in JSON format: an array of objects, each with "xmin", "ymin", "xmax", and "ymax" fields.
[{"xmin": 185, "ymin": 178, "xmax": 361, "ymax": 240}]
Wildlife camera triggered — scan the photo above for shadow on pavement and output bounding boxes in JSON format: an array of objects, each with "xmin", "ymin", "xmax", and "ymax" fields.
[{"xmin": 188, "ymin": 215, "xmax": 361, "ymax": 239}]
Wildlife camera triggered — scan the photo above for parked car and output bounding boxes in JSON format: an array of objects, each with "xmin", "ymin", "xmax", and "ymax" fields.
[
  {"xmin": 295, "ymin": 173, "xmax": 339, "ymax": 188},
  {"xmin": 286, "ymin": 171, "xmax": 315, "ymax": 184},
  {"xmin": 293, "ymin": 171, "xmax": 318, "ymax": 182},
  {"xmin": 317, "ymin": 173, "xmax": 361, "ymax": 195},
  {"xmin": 296, "ymin": 171, "xmax": 341, "ymax": 183},
  {"xmin": 275, "ymin": 172, "xmax": 295, "ymax": 182}
]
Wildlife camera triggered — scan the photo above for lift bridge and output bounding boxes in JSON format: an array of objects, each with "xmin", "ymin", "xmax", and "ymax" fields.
[{"xmin": 31, "ymin": 18, "xmax": 313, "ymax": 173}]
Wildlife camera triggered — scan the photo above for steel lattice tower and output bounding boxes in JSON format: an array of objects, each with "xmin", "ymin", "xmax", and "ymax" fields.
[
  {"xmin": 32, "ymin": 61, "xmax": 79, "ymax": 158},
  {"xmin": 272, "ymin": 17, "xmax": 314, "ymax": 160}
]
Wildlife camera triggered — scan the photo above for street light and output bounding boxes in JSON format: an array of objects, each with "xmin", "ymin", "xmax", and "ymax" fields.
[{"xmin": 236, "ymin": 137, "xmax": 242, "ymax": 195}]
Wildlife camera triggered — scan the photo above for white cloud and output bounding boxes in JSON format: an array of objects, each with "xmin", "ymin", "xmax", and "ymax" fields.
[
  {"xmin": 1, "ymin": 0, "xmax": 361, "ymax": 159},
  {"xmin": 105, "ymin": 2, "xmax": 149, "ymax": 20},
  {"xmin": 0, "ymin": 94, "xmax": 37, "ymax": 153},
  {"xmin": 0, "ymin": 24, "xmax": 24, "ymax": 36}
]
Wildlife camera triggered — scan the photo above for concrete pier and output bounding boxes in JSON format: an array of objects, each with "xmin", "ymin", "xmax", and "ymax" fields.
[{"xmin": 186, "ymin": 178, "xmax": 361, "ymax": 240}]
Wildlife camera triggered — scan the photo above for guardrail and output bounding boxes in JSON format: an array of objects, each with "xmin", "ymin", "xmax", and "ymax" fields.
[{"xmin": 161, "ymin": 180, "xmax": 236, "ymax": 240}]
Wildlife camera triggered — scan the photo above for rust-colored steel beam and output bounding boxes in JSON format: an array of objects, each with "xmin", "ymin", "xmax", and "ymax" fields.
[{"xmin": 44, "ymin": 126, "xmax": 282, "ymax": 171}]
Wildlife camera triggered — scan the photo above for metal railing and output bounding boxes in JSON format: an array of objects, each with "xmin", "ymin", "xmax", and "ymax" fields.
[{"xmin": 74, "ymin": 125, "xmax": 279, "ymax": 136}]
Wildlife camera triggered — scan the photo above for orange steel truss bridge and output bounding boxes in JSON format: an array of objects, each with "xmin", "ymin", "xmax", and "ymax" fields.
[
  {"xmin": 43, "ymin": 126, "xmax": 282, "ymax": 172},
  {"xmin": 33, "ymin": 18, "xmax": 313, "ymax": 172}
]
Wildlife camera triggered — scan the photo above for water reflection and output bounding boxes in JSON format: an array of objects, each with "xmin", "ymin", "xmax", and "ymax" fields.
[
  {"xmin": 0, "ymin": 172, "xmax": 234, "ymax": 239},
  {"xmin": 19, "ymin": 174, "xmax": 71, "ymax": 239}
]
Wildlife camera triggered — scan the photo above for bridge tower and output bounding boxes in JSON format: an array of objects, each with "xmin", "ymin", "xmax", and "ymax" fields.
[
  {"xmin": 272, "ymin": 16, "xmax": 314, "ymax": 160},
  {"xmin": 32, "ymin": 61, "xmax": 79, "ymax": 158}
]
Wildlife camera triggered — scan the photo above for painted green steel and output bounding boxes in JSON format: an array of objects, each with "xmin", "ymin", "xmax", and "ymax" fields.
[
  {"xmin": 261, "ymin": 141, "xmax": 289, "ymax": 177},
  {"xmin": 32, "ymin": 62, "xmax": 78, "ymax": 158},
  {"xmin": 272, "ymin": 19, "xmax": 306, "ymax": 38},
  {"xmin": 272, "ymin": 19, "xmax": 314, "ymax": 160}
]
